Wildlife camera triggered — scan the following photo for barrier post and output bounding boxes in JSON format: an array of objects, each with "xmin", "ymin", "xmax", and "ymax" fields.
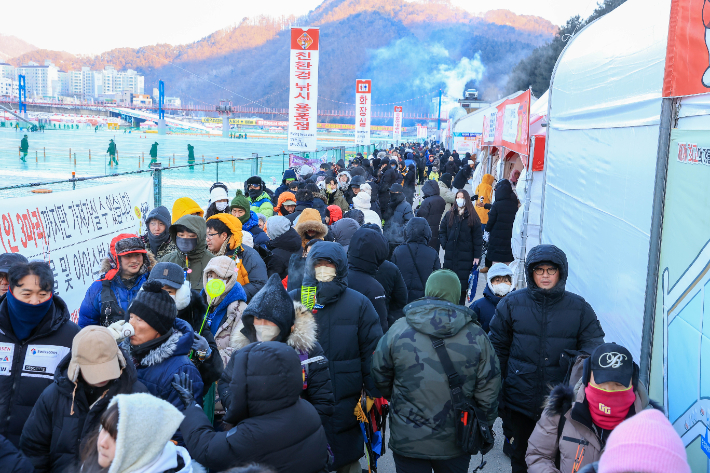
[
  {"xmin": 232, "ymin": 157, "xmax": 235, "ymax": 172},
  {"xmin": 251, "ymin": 153, "xmax": 258, "ymax": 177},
  {"xmin": 216, "ymin": 157, "xmax": 219, "ymax": 182},
  {"xmin": 43, "ymin": 147, "xmax": 45, "ymax": 159},
  {"xmin": 89, "ymin": 150, "xmax": 91, "ymax": 161},
  {"xmin": 74, "ymin": 154, "xmax": 76, "ymax": 167},
  {"xmin": 202, "ymin": 157, "xmax": 205, "ymax": 171},
  {"xmin": 151, "ymin": 163, "xmax": 162, "ymax": 207},
  {"xmin": 35, "ymin": 151, "xmax": 37, "ymax": 162},
  {"xmin": 173, "ymin": 153, "xmax": 175, "ymax": 165},
  {"xmin": 72, "ymin": 172, "xmax": 76, "ymax": 190}
]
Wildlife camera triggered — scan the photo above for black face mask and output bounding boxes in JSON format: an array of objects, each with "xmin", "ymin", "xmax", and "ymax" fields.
[
  {"xmin": 176, "ymin": 237, "xmax": 197, "ymax": 253},
  {"xmin": 248, "ymin": 188, "xmax": 262, "ymax": 199}
]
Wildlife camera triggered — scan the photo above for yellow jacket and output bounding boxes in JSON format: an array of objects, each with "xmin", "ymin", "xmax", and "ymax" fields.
[{"xmin": 475, "ymin": 174, "xmax": 495, "ymax": 224}]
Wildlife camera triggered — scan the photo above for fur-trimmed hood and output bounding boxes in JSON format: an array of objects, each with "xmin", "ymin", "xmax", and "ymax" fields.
[
  {"xmin": 121, "ymin": 318, "xmax": 193, "ymax": 367},
  {"xmin": 232, "ymin": 300, "xmax": 317, "ymax": 352},
  {"xmin": 99, "ymin": 251, "xmax": 157, "ymax": 279}
]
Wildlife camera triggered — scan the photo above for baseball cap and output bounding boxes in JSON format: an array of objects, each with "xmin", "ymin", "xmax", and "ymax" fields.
[
  {"xmin": 68, "ymin": 326, "xmax": 123, "ymax": 385},
  {"xmin": 149, "ymin": 262, "xmax": 185, "ymax": 289},
  {"xmin": 283, "ymin": 199, "xmax": 296, "ymax": 206},
  {"xmin": 114, "ymin": 236, "xmax": 147, "ymax": 256},
  {"xmin": 0, "ymin": 253, "xmax": 29, "ymax": 273},
  {"xmin": 590, "ymin": 342, "xmax": 634, "ymax": 388}
]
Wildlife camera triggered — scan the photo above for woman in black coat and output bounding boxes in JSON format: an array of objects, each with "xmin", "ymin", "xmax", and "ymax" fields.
[
  {"xmin": 402, "ymin": 164, "xmax": 417, "ymax": 206},
  {"xmin": 439, "ymin": 189, "xmax": 483, "ymax": 305},
  {"xmin": 452, "ymin": 161, "xmax": 474, "ymax": 190},
  {"xmin": 392, "ymin": 217, "xmax": 441, "ymax": 304},
  {"xmin": 416, "ymin": 180, "xmax": 446, "ymax": 251},
  {"xmin": 485, "ymin": 179, "xmax": 519, "ymax": 264}
]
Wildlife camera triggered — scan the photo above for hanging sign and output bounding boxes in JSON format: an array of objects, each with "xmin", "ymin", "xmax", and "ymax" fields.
[
  {"xmin": 393, "ymin": 106, "xmax": 403, "ymax": 143},
  {"xmin": 355, "ymin": 79, "xmax": 372, "ymax": 146},
  {"xmin": 288, "ymin": 27, "xmax": 320, "ymax": 152}
]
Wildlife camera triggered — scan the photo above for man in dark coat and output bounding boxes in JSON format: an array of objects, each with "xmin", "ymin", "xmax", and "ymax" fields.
[
  {"xmin": 378, "ymin": 159, "xmax": 400, "ymax": 210},
  {"xmin": 347, "ymin": 228, "xmax": 390, "ymax": 333},
  {"xmin": 0, "ymin": 262, "xmax": 80, "ymax": 447},
  {"xmin": 392, "ymin": 217, "xmax": 440, "ymax": 304},
  {"xmin": 289, "ymin": 242, "xmax": 383, "ymax": 471},
  {"xmin": 489, "ymin": 244, "xmax": 605, "ymax": 473},
  {"xmin": 177, "ymin": 342, "xmax": 329, "ymax": 473},
  {"xmin": 416, "ymin": 180, "xmax": 446, "ymax": 251},
  {"xmin": 383, "ymin": 183, "xmax": 414, "ymax": 256},
  {"xmin": 265, "ymin": 216, "xmax": 302, "ymax": 280},
  {"xmin": 444, "ymin": 156, "xmax": 458, "ymax": 176},
  {"xmin": 485, "ymin": 179, "xmax": 519, "ymax": 265},
  {"xmin": 20, "ymin": 326, "xmax": 147, "ymax": 472},
  {"xmin": 0, "ymin": 434, "xmax": 34, "ymax": 472},
  {"xmin": 273, "ymin": 169, "xmax": 298, "ymax": 203},
  {"xmin": 452, "ymin": 161, "xmax": 474, "ymax": 190}
]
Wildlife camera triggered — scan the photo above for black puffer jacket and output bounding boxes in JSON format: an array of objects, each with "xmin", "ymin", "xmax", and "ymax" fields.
[
  {"xmin": 485, "ymin": 179, "xmax": 518, "ymax": 262},
  {"xmin": 289, "ymin": 242, "xmax": 383, "ymax": 469},
  {"xmin": 416, "ymin": 180, "xmax": 446, "ymax": 250},
  {"xmin": 0, "ymin": 294, "xmax": 80, "ymax": 447},
  {"xmin": 452, "ymin": 165, "xmax": 472, "ymax": 189},
  {"xmin": 181, "ymin": 342, "xmax": 329, "ymax": 473},
  {"xmin": 374, "ymin": 260, "xmax": 409, "ymax": 327},
  {"xmin": 392, "ymin": 218, "xmax": 441, "ymax": 303},
  {"xmin": 19, "ymin": 350, "xmax": 147, "ymax": 472},
  {"xmin": 0, "ymin": 434, "xmax": 34, "ymax": 473},
  {"xmin": 266, "ymin": 227, "xmax": 302, "ymax": 279},
  {"xmin": 444, "ymin": 160, "xmax": 458, "ymax": 176},
  {"xmin": 383, "ymin": 194, "xmax": 414, "ymax": 246},
  {"xmin": 347, "ymin": 228, "xmax": 390, "ymax": 333},
  {"xmin": 439, "ymin": 207, "xmax": 483, "ymax": 283},
  {"xmin": 488, "ymin": 245, "xmax": 606, "ymax": 419}
]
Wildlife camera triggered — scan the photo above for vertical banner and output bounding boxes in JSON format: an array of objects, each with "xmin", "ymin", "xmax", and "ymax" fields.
[
  {"xmin": 481, "ymin": 108, "xmax": 498, "ymax": 145},
  {"xmin": 416, "ymin": 124, "xmax": 428, "ymax": 140},
  {"xmin": 491, "ymin": 90, "xmax": 531, "ymax": 155},
  {"xmin": 288, "ymin": 27, "xmax": 320, "ymax": 152},
  {"xmin": 663, "ymin": 0, "xmax": 710, "ymax": 97},
  {"xmin": 393, "ymin": 106, "xmax": 403, "ymax": 143},
  {"xmin": 355, "ymin": 79, "xmax": 372, "ymax": 146}
]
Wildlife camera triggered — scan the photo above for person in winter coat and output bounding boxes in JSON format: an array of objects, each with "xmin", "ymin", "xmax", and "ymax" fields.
[
  {"xmin": 444, "ymin": 155, "xmax": 458, "ymax": 176},
  {"xmin": 485, "ymin": 179, "xmax": 519, "ymax": 265},
  {"xmin": 0, "ymin": 434, "xmax": 34, "ymax": 473},
  {"xmin": 205, "ymin": 214, "xmax": 268, "ymax": 301},
  {"xmin": 402, "ymin": 164, "xmax": 417, "ymax": 206},
  {"xmin": 172, "ymin": 197, "xmax": 204, "ymax": 223},
  {"xmin": 265, "ymin": 216, "xmax": 301, "ymax": 280},
  {"xmin": 352, "ymin": 183, "xmax": 382, "ymax": 229},
  {"xmin": 287, "ymin": 187, "xmax": 325, "ymax": 223},
  {"xmin": 474, "ymin": 173, "xmax": 495, "ymax": 233},
  {"xmin": 0, "ymin": 253, "xmax": 28, "ymax": 297},
  {"xmin": 526, "ymin": 343, "xmax": 658, "ymax": 473},
  {"xmin": 160, "ymin": 215, "xmax": 214, "ymax": 292},
  {"xmin": 245, "ymin": 176, "xmax": 274, "ymax": 218},
  {"xmin": 452, "ymin": 161, "xmax": 474, "ymax": 191},
  {"xmin": 220, "ymin": 275, "xmax": 334, "ymax": 426},
  {"xmin": 286, "ymin": 209, "xmax": 328, "ymax": 291},
  {"xmin": 326, "ymin": 205, "xmax": 343, "ymax": 225},
  {"xmin": 343, "ymin": 209, "xmax": 365, "ymax": 226},
  {"xmin": 336, "ymin": 170, "xmax": 352, "ymax": 194},
  {"xmin": 347, "ymin": 227, "xmax": 389, "ymax": 333},
  {"xmin": 438, "ymin": 172, "xmax": 456, "ymax": 213},
  {"xmin": 383, "ymin": 183, "xmax": 414, "ymax": 255},
  {"xmin": 79, "ymin": 234, "xmax": 157, "ymax": 328},
  {"xmin": 204, "ymin": 182, "xmax": 231, "ymax": 220},
  {"xmin": 0, "ymin": 262, "xmax": 80, "ymax": 447},
  {"xmin": 120, "ymin": 282, "xmax": 204, "ymax": 411},
  {"xmin": 392, "ymin": 217, "xmax": 440, "ymax": 304},
  {"xmin": 79, "ymin": 393, "xmax": 202, "ymax": 473},
  {"xmin": 332, "ymin": 217, "xmax": 360, "ymax": 253},
  {"xmin": 175, "ymin": 342, "xmax": 329, "ymax": 473},
  {"xmin": 371, "ymin": 269, "xmax": 501, "ymax": 472},
  {"xmin": 416, "ymin": 180, "xmax": 446, "ymax": 250},
  {"xmin": 323, "ymin": 177, "xmax": 349, "ymax": 213},
  {"xmin": 141, "ymin": 206, "xmax": 177, "ymax": 259},
  {"xmin": 20, "ymin": 326, "xmax": 147, "ymax": 472},
  {"xmin": 289, "ymin": 242, "xmax": 383, "ymax": 472},
  {"xmin": 274, "ymin": 191, "xmax": 297, "ymax": 217},
  {"xmin": 378, "ymin": 159, "xmax": 399, "ymax": 210},
  {"xmin": 470, "ymin": 262, "xmax": 514, "ymax": 333},
  {"xmin": 229, "ymin": 192, "xmax": 270, "ymax": 248},
  {"xmin": 273, "ymin": 169, "xmax": 297, "ymax": 203},
  {"xmin": 489, "ymin": 244, "xmax": 605, "ymax": 473},
  {"xmin": 439, "ymin": 190, "xmax": 483, "ymax": 305}
]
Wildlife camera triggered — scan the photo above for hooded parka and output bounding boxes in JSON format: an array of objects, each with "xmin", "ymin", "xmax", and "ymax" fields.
[
  {"xmin": 160, "ymin": 215, "xmax": 215, "ymax": 291},
  {"xmin": 332, "ymin": 218, "xmax": 360, "ymax": 253},
  {"xmin": 347, "ymin": 228, "xmax": 389, "ymax": 333},
  {"xmin": 289, "ymin": 242, "xmax": 383, "ymax": 469},
  {"xmin": 266, "ymin": 227, "xmax": 302, "ymax": 280},
  {"xmin": 438, "ymin": 207, "xmax": 483, "ymax": 284},
  {"xmin": 383, "ymin": 191, "xmax": 414, "ymax": 247},
  {"xmin": 488, "ymin": 245, "xmax": 606, "ymax": 419},
  {"xmin": 392, "ymin": 218, "xmax": 441, "ymax": 304},
  {"xmin": 485, "ymin": 179, "xmax": 518, "ymax": 263},
  {"xmin": 474, "ymin": 174, "xmax": 495, "ymax": 224},
  {"xmin": 416, "ymin": 180, "xmax": 447, "ymax": 250}
]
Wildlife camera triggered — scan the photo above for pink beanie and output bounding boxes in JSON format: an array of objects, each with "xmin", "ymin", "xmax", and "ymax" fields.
[{"xmin": 598, "ymin": 409, "xmax": 690, "ymax": 473}]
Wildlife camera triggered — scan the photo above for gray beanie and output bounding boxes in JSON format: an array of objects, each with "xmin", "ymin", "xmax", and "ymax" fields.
[
  {"xmin": 266, "ymin": 216, "xmax": 292, "ymax": 240},
  {"xmin": 145, "ymin": 206, "xmax": 171, "ymax": 227},
  {"xmin": 487, "ymin": 263, "xmax": 514, "ymax": 287}
]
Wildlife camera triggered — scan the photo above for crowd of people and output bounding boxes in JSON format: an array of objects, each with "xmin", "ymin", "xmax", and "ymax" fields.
[{"xmin": 0, "ymin": 142, "xmax": 691, "ymax": 473}]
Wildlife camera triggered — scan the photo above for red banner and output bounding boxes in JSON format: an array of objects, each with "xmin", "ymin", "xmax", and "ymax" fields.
[
  {"xmin": 663, "ymin": 0, "xmax": 710, "ymax": 97},
  {"xmin": 487, "ymin": 90, "xmax": 530, "ymax": 156}
]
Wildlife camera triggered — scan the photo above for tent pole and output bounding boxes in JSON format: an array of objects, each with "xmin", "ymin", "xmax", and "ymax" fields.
[{"xmin": 639, "ymin": 97, "xmax": 675, "ymax": 388}]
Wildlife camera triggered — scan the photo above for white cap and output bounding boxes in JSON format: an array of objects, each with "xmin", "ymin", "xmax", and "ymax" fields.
[{"xmin": 210, "ymin": 186, "xmax": 228, "ymax": 203}]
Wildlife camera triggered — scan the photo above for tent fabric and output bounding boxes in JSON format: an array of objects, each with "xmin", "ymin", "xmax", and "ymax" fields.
[{"xmin": 542, "ymin": 0, "xmax": 672, "ymax": 361}]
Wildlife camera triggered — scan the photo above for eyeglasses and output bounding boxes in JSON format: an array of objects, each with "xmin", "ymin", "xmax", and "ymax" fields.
[
  {"xmin": 533, "ymin": 267, "xmax": 558, "ymax": 276},
  {"xmin": 206, "ymin": 233, "xmax": 221, "ymax": 239},
  {"xmin": 248, "ymin": 184, "xmax": 260, "ymax": 189}
]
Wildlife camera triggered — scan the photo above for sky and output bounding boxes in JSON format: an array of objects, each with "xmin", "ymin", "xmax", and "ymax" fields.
[{"xmin": 2, "ymin": 0, "xmax": 599, "ymax": 55}]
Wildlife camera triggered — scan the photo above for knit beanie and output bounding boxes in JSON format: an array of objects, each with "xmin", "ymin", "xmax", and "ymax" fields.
[
  {"xmin": 145, "ymin": 206, "xmax": 171, "ymax": 227},
  {"xmin": 241, "ymin": 274, "xmax": 295, "ymax": 343},
  {"xmin": 597, "ymin": 409, "xmax": 690, "ymax": 473},
  {"xmin": 353, "ymin": 191, "xmax": 371, "ymax": 210},
  {"xmin": 210, "ymin": 182, "xmax": 229, "ymax": 203},
  {"xmin": 266, "ymin": 216, "xmax": 292, "ymax": 240},
  {"xmin": 359, "ymin": 183, "xmax": 372, "ymax": 196},
  {"xmin": 425, "ymin": 269, "xmax": 461, "ymax": 305},
  {"xmin": 230, "ymin": 190, "xmax": 251, "ymax": 223},
  {"xmin": 390, "ymin": 183, "xmax": 404, "ymax": 193},
  {"xmin": 127, "ymin": 281, "xmax": 176, "ymax": 335},
  {"xmin": 488, "ymin": 263, "xmax": 514, "ymax": 282}
]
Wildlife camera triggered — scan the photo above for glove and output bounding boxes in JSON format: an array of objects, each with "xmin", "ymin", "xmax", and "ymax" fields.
[
  {"xmin": 106, "ymin": 320, "xmax": 127, "ymax": 341},
  {"xmin": 192, "ymin": 332, "xmax": 209, "ymax": 352},
  {"xmin": 171, "ymin": 372, "xmax": 195, "ymax": 410}
]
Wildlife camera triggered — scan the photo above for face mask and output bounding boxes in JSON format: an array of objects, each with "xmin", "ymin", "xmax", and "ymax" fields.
[
  {"xmin": 315, "ymin": 266, "xmax": 337, "ymax": 282},
  {"xmin": 248, "ymin": 188, "xmax": 262, "ymax": 199},
  {"xmin": 584, "ymin": 384, "xmax": 636, "ymax": 430},
  {"xmin": 490, "ymin": 281, "xmax": 513, "ymax": 297},
  {"xmin": 176, "ymin": 237, "xmax": 197, "ymax": 253},
  {"xmin": 255, "ymin": 324, "xmax": 281, "ymax": 342},
  {"xmin": 327, "ymin": 185, "xmax": 337, "ymax": 193},
  {"xmin": 215, "ymin": 201, "xmax": 228, "ymax": 211},
  {"xmin": 7, "ymin": 290, "xmax": 53, "ymax": 341},
  {"xmin": 456, "ymin": 198, "xmax": 465, "ymax": 207}
]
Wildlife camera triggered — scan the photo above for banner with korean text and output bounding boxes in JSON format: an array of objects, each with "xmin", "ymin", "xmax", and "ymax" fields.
[
  {"xmin": 393, "ymin": 106, "xmax": 403, "ymax": 143},
  {"xmin": 288, "ymin": 27, "xmax": 320, "ymax": 152},
  {"xmin": 355, "ymin": 79, "xmax": 372, "ymax": 146},
  {"xmin": 481, "ymin": 90, "xmax": 531, "ymax": 155},
  {"xmin": 416, "ymin": 124, "xmax": 428, "ymax": 140},
  {"xmin": 0, "ymin": 178, "xmax": 153, "ymax": 322}
]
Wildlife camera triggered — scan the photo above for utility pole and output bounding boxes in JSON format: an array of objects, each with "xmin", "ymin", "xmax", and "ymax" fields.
[{"xmin": 437, "ymin": 89, "xmax": 442, "ymax": 143}]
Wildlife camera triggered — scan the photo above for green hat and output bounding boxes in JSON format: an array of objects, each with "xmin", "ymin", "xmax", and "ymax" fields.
[
  {"xmin": 425, "ymin": 269, "xmax": 461, "ymax": 305},
  {"xmin": 230, "ymin": 190, "xmax": 251, "ymax": 223}
]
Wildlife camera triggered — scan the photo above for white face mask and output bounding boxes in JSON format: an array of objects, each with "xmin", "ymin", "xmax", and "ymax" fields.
[
  {"xmin": 315, "ymin": 266, "xmax": 337, "ymax": 282},
  {"xmin": 255, "ymin": 324, "xmax": 281, "ymax": 342},
  {"xmin": 489, "ymin": 280, "xmax": 513, "ymax": 297},
  {"xmin": 456, "ymin": 198, "xmax": 465, "ymax": 207},
  {"xmin": 215, "ymin": 201, "xmax": 228, "ymax": 211}
]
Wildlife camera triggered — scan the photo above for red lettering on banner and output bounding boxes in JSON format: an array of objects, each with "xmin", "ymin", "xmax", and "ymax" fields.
[{"xmin": 2, "ymin": 214, "xmax": 19, "ymax": 253}]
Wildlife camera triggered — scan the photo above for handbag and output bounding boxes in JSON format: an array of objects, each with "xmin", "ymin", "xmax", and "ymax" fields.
[
  {"xmin": 467, "ymin": 263, "xmax": 480, "ymax": 304},
  {"xmin": 430, "ymin": 336, "xmax": 495, "ymax": 457}
]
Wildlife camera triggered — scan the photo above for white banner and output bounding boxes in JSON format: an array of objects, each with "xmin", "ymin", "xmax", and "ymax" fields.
[
  {"xmin": 355, "ymin": 79, "xmax": 372, "ymax": 146},
  {"xmin": 0, "ymin": 178, "xmax": 153, "ymax": 322},
  {"xmin": 288, "ymin": 27, "xmax": 320, "ymax": 152},
  {"xmin": 393, "ymin": 106, "xmax": 403, "ymax": 143},
  {"xmin": 502, "ymin": 103, "xmax": 520, "ymax": 143},
  {"xmin": 416, "ymin": 124, "xmax": 428, "ymax": 140},
  {"xmin": 482, "ymin": 109, "xmax": 497, "ymax": 144}
]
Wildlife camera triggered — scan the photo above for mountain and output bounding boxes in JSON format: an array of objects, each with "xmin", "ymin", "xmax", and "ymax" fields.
[
  {"xmin": 7, "ymin": 0, "xmax": 556, "ymax": 117},
  {"xmin": 0, "ymin": 34, "xmax": 37, "ymax": 62}
]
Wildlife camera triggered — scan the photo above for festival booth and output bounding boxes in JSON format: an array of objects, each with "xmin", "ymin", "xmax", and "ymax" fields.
[{"xmin": 542, "ymin": 0, "xmax": 710, "ymax": 468}]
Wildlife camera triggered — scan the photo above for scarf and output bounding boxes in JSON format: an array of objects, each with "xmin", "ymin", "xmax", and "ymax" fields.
[
  {"xmin": 216, "ymin": 240, "xmax": 250, "ymax": 287},
  {"xmin": 128, "ymin": 330, "xmax": 173, "ymax": 366},
  {"xmin": 585, "ymin": 384, "xmax": 636, "ymax": 430},
  {"xmin": 296, "ymin": 200, "xmax": 314, "ymax": 209},
  {"xmin": 147, "ymin": 229, "xmax": 170, "ymax": 256},
  {"xmin": 7, "ymin": 290, "xmax": 53, "ymax": 341}
]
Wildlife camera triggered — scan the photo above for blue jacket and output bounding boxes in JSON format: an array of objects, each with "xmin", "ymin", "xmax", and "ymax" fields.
[
  {"xmin": 120, "ymin": 318, "xmax": 203, "ymax": 410},
  {"xmin": 273, "ymin": 169, "xmax": 298, "ymax": 202},
  {"xmin": 242, "ymin": 211, "xmax": 270, "ymax": 248},
  {"xmin": 470, "ymin": 284, "xmax": 503, "ymax": 333},
  {"xmin": 78, "ymin": 273, "xmax": 149, "ymax": 328},
  {"xmin": 200, "ymin": 283, "xmax": 247, "ymax": 336}
]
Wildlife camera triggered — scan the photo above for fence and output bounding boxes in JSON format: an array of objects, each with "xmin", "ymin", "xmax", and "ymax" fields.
[{"xmin": 0, "ymin": 144, "xmax": 385, "ymax": 210}]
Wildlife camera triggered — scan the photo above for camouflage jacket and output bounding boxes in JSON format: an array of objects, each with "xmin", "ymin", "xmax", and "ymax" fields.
[
  {"xmin": 371, "ymin": 297, "xmax": 501, "ymax": 460},
  {"xmin": 141, "ymin": 233, "xmax": 177, "ymax": 260}
]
